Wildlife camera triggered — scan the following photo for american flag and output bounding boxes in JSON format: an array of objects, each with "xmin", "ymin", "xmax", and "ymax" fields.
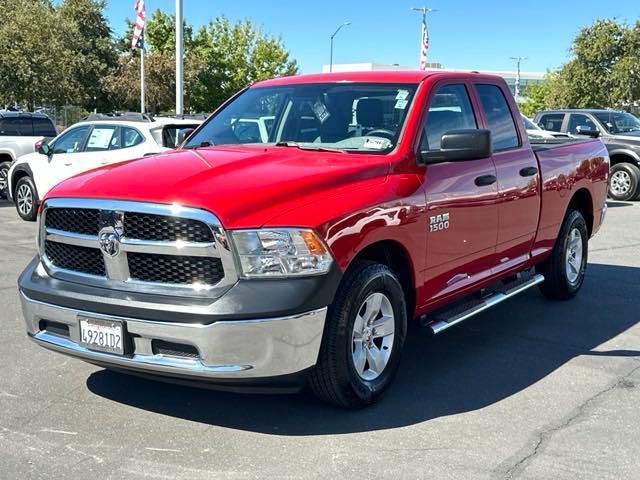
[
  {"xmin": 131, "ymin": 0, "xmax": 145, "ymax": 49},
  {"xmin": 420, "ymin": 18, "xmax": 429, "ymax": 70}
]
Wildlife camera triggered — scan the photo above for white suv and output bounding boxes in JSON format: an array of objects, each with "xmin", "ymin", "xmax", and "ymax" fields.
[{"xmin": 8, "ymin": 113, "xmax": 202, "ymax": 220}]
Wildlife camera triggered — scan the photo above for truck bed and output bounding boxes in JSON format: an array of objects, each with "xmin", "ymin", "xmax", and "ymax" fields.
[{"xmin": 530, "ymin": 137, "xmax": 594, "ymax": 153}]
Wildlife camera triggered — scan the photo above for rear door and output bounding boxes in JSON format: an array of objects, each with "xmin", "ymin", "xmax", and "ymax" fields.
[
  {"xmin": 420, "ymin": 82, "xmax": 500, "ymax": 302},
  {"xmin": 537, "ymin": 113, "xmax": 566, "ymax": 133},
  {"xmin": 474, "ymin": 83, "xmax": 541, "ymax": 272}
]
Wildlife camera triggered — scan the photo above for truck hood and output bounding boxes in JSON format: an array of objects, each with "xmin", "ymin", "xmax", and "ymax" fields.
[{"xmin": 46, "ymin": 145, "xmax": 390, "ymax": 229}]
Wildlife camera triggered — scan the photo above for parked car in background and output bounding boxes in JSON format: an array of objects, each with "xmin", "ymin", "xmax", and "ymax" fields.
[
  {"xmin": 19, "ymin": 71, "xmax": 609, "ymax": 408},
  {"xmin": 0, "ymin": 112, "xmax": 57, "ymax": 199},
  {"xmin": 521, "ymin": 114, "xmax": 571, "ymax": 140},
  {"xmin": 7, "ymin": 113, "xmax": 202, "ymax": 220},
  {"xmin": 535, "ymin": 109, "xmax": 640, "ymax": 201}
]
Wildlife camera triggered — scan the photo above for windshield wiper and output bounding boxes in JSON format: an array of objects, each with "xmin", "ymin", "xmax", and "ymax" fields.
[{"xmin": 275, "ymin": 141, "xmax": 347, "ymax": 153}]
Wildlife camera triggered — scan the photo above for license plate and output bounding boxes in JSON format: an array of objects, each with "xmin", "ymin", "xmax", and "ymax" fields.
[{"xmin": 79, "ymin": 317, "xmax": 124, "ymax": 355}]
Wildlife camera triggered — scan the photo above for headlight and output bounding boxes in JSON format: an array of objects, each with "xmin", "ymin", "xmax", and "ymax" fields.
[{"xmin": 230, "ymin": 229, "xmax": 333, "ymax": 278}]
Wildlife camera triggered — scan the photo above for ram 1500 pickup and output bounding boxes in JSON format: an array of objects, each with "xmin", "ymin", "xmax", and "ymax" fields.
[{"xmin": 18, "ymin": 71, "xmax": 609, "ymax": 408}]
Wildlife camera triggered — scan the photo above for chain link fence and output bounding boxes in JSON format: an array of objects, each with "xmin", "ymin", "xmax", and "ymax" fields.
[{"xmin": 34, "ymin": 106, "xmax": 90, "ymax": 133}]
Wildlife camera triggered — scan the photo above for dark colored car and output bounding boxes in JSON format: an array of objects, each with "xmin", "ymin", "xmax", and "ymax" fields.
[{"xmin": 534, "ymin": 109, "xmax": 640, "ymax": 201}]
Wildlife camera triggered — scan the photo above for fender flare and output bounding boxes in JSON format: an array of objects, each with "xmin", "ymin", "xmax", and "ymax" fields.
[
  {"xmin": 0, "ymin": 147, "xmax": 16, "ymax": 163},
  {"xmin": 608, "ymin": 148, "xmax": 640, "ymax": 166},
  {"xmin": 8, "ymin": 163, "xmax": 35, "ymax": 201}
]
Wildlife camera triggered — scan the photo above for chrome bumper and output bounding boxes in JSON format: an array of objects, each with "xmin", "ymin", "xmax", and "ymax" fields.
[{"xmin": 20, "ymin": 291, "xmax": 327, "ymax": 381}]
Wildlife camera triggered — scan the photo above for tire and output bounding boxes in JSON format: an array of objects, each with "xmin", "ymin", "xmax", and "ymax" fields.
[
  {"xmin": 609, "ymin": 162, "xmax": 640, "ymax": 201},
  {"xmin": 14, "ymin": 176, "xmax": 38, "ymax": 221},
  {"xmin": 537, "ymin": 209, "xmax": 588, "ymax": 300},
  {"xmin": 0, "ymin": 161, "xmax": 10, "ymax": 199},
  {"xmin": 309, "ymin": 261, "xmax": 407, "ymax": 409}
]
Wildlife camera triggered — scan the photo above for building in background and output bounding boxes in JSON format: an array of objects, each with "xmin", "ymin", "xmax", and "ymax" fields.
[{"xmin": 321, "ymin": 63, "xmax": 545, "ymax": 100}]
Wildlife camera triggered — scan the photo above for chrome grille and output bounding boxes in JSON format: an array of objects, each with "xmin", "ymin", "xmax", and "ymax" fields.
[
  {"xmin": 128, "ymin": 253, "xmax": 223, "ymax": 285},
  {"xmin": 39, "ymin": 199, "xmax": 238, "ymax": 298},
  {"xmin": 44, "ymin": 240, "xmax": 106, "ymax": 276},
  {"xmin": 124, "ymin": 212, "xmax": 214, "ymax": 242},
  {"xmin": 45, "ymin": 208, "xmax": 100, "ymax": 235}
]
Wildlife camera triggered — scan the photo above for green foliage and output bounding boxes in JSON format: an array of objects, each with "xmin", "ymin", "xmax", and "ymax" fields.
[
  {"xmin": 546, "ymin": 20, "xmax": 640, "ymax": 109},
  {"xmin": 520, "ymin": 82, "xmax": 551, "ymax": 118}
]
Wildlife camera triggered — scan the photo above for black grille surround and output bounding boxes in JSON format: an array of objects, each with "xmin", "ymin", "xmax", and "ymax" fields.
[
  {"xmin": 45, "ymin": 208, "xmax": 100, "ymax": 235},
  {"xmin": 44, "ymin": 240, "xmax": 106, "ymax": 276},
  {"xmin": 124, "ymin": 212, "xmax": 214, "ymax": 243},
  {"xmin": 128, "ymin": 252, "xmax": 224, "ymax": 285}
]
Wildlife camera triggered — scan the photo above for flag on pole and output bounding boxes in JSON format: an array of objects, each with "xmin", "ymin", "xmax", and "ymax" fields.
[
  {"xmin": 420, "ymin": 17, "xmax": 429, "ymax": 70},
  {"xmin": 131, "ymin": 0, "xmax": 146, "ymax": 49}
]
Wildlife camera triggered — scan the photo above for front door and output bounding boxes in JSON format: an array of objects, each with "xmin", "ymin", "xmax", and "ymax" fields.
[{"xmin": 420, "ymin": 83, "xmax": 500, "ymax": 304}]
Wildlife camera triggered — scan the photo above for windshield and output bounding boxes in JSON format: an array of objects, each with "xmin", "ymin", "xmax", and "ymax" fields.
[
  {"xmin": 593, "ymin": 111, "xmax": 640, "ymax": 134},
  {"xmin": 185, "ymin": 83, "xmax": 418, "ymax": 153}
]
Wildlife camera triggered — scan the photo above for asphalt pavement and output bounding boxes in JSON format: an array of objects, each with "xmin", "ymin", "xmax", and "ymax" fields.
[{"xmin": 1, "ymin": 198, "xmax": 639, "ymax": 479}]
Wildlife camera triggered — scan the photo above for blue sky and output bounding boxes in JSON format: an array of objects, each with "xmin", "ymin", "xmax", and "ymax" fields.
[{"xmin": 105, "ymin": 0, "xmax": 639, "ymax": 74}]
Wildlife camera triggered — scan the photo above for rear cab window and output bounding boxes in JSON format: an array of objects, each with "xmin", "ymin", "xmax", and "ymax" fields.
[
  {"xmin": 538, "ymin": 113, "xmax": 565, "ymax": 133},
  {"xmin": 476, "ymin": 84, "xmax": 520, "ymax": 151}
]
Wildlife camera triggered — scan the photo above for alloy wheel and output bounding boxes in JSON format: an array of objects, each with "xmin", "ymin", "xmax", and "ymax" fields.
[
  {"xmin": 17, "ymin": 184, "xmax": 33, "ymax": 216},
  {"xmin": 611, "ymin": 170, "xmax": 632, "ymax": 196},
  {"xmin": 565, "ymin": 227, "xmax": 584, "ymax": 285}
]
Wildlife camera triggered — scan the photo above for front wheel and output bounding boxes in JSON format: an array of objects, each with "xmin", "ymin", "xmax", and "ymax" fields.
[
  {"xmin": 0, "ymin": 161, "xmax": 10, "ymax": 199},
  {"xmin": 14, "ymin": 176, "xmax": 39, "ymax": 221},
  {"xmin": 609, "ymin": 163, "xmax": 640, "ymax": 201},
  {"xmin": 537, "ymin": 209, "xmax": 588, "ymax": 300},
  {"xmin": 309, "ymin": 262, "xmax": 407, "ymax": 409}
]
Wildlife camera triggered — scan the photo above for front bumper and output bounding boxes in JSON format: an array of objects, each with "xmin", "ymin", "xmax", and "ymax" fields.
[{"xmin": 20, "ymin": 290, "xmax": 327, "ymax": 391}]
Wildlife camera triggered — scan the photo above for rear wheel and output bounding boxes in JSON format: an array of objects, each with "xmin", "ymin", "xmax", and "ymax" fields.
[
  {"xmin": 309, "ymin": 262, "xmax": 407, "ymax": 409},
  {"xmin": 15, "ymin": 176, "xmax": 38, "ymax": 221},
  {"xmin": 537, "ymin": 209, "xmax": 588, "ymax": 300},
  {"xmin": 609, "ymin": 163, "xmax": 640, "ymax": 201},
  {"xmin": 0, "ymin": 161, "xmax": 10, "ymax": 199}
]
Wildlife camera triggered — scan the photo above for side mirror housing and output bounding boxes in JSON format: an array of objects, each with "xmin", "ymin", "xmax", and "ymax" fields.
[
  {"xmin": 38, "ymin": 143, "xmax": 52, "ymax": 157},
  {"xmin": 177, "ymin": 128, "xmax": 195, "ymax": 147},
  {"xmin": 575, "ymin": 125, "xmax": 600, "ymax": 138},
  {"xmin": 419, "ymin": 129, "xmax": 493, "ymax": 164}
]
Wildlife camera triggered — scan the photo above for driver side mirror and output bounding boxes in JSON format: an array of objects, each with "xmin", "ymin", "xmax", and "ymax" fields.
[
  {"xmin": 38, "ymin": 143, "xmax": 52, "ymax": 157},
  {"xmin": 177, "ymin": 128, "xmax": 195, "ymax": 147},
  {"xmin": 419, "ymin": 129, "xmax": 493, "ymax": 164},
  {"xmin": 575, "ymin": 125, "xmax": 600, "ymax": 138}
]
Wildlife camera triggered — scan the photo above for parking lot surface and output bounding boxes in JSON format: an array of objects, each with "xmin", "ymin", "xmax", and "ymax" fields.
[{"xmin": 1, "ymin": 198, "xmax": 639, "ymax": 479}]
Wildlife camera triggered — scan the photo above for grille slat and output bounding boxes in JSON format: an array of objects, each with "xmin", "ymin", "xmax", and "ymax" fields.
[
  {"xmin": 45, "ymin": 208, "xmax": 100, "ymax": 235},
  {"xmin": 128, "ymin": 253, "xmax": 224, "ymax": 285},
  {"xmin": 45, "ymin": 240, "xmax": 106, "ymax": 276},
  {"xmin": 124, "ymin": 212, "xmax": 214, "ymax": 243}
]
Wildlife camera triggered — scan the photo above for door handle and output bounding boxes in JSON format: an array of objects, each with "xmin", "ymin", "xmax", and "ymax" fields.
[
  {"xmin": 519, "ymin": 166, "xmax": 539, "ymax": 177},
  {"xmin": 475, "ymin": 174, "xmax": 497, "ymax": 187}
]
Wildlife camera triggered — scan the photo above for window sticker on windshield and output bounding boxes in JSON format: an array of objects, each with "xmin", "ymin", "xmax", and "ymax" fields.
[
  {"xmin": 395, "ymin": 89, "xmax": 410, "ymax": 101},
  {"xmin": 394, "ymin": 99, "xmax": 409, "ymax": 110},
  {"xmin": 312, "ymin": 100, "xmax": 331, "ymax": 124},
  {"xmin": 364, "ymin": 137, "xmax": 388, "ymax": 150}
]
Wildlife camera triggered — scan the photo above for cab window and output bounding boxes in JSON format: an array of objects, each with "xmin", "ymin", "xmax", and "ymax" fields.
[
  {"xmin": 85, "ymin": 126, "xmax": 118, "ymax": 152},
  {"xmin": 568, "ymin": 114, "xmax": 597, "ymax": 135},
  {"xmin": 51, "ymin": 126, "xmax": 91, "ymax": 154},
  {"xmin": 476, "ymin": 84, "xmax": 519, "ymax": 151},
  {"xmin": 538, "ymin": 113, "xmax": 565, "ymax": 133},
  {"xmin": 421, "ymin": 84, "xmax": 477, "ymax": 151}
]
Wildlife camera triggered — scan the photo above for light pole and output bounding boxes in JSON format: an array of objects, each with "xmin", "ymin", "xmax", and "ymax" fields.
[
  {"xmin": 510, "ymin": 56, "xmax": 527, "ymax": 99},
  {"xmin": 176, "ymin": 0, "xmax": 184, "ymax": 116},
  {"xmin": 329, "ymin": 22, "xmax": 351, "ymax": 72},
  {"xmin": 412, "ymin": 7, "xmax": 437, "ymax": 69}
]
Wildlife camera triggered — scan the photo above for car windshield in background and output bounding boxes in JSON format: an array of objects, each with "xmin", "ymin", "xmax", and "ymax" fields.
[
  {"xmin": 593, "ymin": 111, "xmax": 640, "ymax": 134},
  {"xmin": 184, "ymin": 83, "xmax": 418, "ymax": 153}
]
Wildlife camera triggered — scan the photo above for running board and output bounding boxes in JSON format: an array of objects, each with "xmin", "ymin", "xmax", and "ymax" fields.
[{"xmin": 425, "ymin": 273, "xmax": 545, "ymax": 335}]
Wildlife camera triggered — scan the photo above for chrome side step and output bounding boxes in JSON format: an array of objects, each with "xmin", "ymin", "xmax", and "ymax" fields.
[{"xmin": 425, "ymin": 273, "xmax": 545, "ymax": 335}]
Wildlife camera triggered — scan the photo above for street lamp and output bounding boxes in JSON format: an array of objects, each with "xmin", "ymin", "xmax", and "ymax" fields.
[
  {"xmin": 329, "ymin": 22, "xmax": 351, "ymax": 73},
  {"xmin": 510, "ymin": 56, "xmax": 527, "ymax": 99}
]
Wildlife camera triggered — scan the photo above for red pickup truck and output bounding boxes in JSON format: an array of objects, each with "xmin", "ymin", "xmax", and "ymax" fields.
[{"xmin": 18, "ymin": 71, "xmax": 609, "ymax": 408}]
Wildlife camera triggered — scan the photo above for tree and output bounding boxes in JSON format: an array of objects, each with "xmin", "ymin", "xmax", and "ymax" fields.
[
  {"xmin": 0, "ymin": 0, "xmax": 73, "ymax": 108},
  {"xmin": 56, "ymin": 0, "xmax": 118, "ymax": 111},
  {"xmin": 189, "ymin": 17, "xmax": 298, "ymax": 111},
  {"xmin": 520, "ymin": 81, "xmax": 551, "ymax": 118},
  {"xmin": 547, "ymin": 20, "xmax": 640, "ymax": 109}
]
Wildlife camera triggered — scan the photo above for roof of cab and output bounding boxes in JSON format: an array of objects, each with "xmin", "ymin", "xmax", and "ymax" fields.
[{"xmin": 253, "ymin": 70, "xmax": 503, "ymax": 87}]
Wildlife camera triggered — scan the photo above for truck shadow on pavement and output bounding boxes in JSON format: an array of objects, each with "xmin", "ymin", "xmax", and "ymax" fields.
[{"xmin": 86, "ymin": 263, "xmax": 640, "ymax": 435}]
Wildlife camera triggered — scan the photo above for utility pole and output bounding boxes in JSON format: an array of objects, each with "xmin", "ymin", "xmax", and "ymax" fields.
[
  {"xmin": 509, "ymin": 56, "xmax": 527, "ymax": 99},
  {"xmin": 329, "ymin": 22, "xmax": 351, "ymax": 72},
  {"xmin": 176, "ymin": 0, "xmax": 184, "ymax": 116},
  {"xmin": 412, "ymin": 7, "xmax": 437, "ymax": 70}
]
